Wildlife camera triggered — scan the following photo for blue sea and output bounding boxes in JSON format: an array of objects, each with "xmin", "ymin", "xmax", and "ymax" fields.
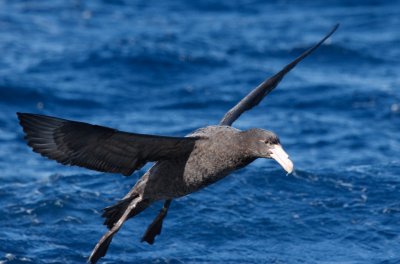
[{"xmin": 1, "ymin": 1, "xmax": 400, "ymax": 263}]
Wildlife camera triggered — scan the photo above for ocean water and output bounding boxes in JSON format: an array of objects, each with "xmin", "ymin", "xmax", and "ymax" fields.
[{"xmin": 1, "ymin": 0, "xmax": 400, "ymax": 263}]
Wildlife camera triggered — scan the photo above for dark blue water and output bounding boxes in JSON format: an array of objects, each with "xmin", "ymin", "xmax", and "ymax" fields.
[{"xmin": 1, "ymin": 1, "xmax": 400, "ymax": 263}]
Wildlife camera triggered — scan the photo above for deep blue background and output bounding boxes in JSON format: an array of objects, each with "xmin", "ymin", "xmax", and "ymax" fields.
[{"xmin": 1, "ymin": 1, "xmax": 399, "ymax": 263}]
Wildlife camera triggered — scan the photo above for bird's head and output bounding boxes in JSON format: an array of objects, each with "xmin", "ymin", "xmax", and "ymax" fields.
[{"xmin": 242, "ymin": 128, "xmax": 294, "ymax": 174}]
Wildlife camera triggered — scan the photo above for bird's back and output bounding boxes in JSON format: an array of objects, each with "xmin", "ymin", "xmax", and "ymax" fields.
[{"xmin": 142, "ymin": 126, "xmax": 255, "ymax": 199}]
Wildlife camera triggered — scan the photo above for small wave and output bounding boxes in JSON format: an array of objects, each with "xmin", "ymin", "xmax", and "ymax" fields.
[
  {"xmin": 0, "ymin": 83, "xmax": 104, "ymax": 112},
  {"xmin": 71, "ymin": 38, "xmax": 228, "ymax": 73},
  {"xmin": 287, "ymin": 42, "xmax": 387, "ymax": 64}
]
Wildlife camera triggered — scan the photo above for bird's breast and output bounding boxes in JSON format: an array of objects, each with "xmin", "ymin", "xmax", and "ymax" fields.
[{"xmin": 179, "ymin": 137, "xmax": 251, "ymax": 193}]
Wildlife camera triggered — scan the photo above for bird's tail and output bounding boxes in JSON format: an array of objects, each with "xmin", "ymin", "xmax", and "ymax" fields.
[
  {"xmin": 102, "ymin": 194, "xmax": 149, "ymax": 229},
  {"xmin": 89, "ymin": 195, "xmax": 147, "ymax": 264}
]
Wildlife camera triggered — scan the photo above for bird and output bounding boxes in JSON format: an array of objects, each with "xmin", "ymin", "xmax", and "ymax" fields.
[{"xmin": 17, "ymin": 24, "xmax": 339, "ymax": 263}]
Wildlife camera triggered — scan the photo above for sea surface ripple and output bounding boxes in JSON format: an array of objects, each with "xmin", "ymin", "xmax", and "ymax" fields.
[{"xmin": 1, "ymin": 1, "xmax": 399, "ymax": 263}]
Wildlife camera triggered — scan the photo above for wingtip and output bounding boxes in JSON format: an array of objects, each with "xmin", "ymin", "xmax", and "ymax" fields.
[
  {"xmin": 16, "ymin": 112, "xmax": 37, "ymax": 130},
  {"xmin": 16, "ymin": 112, "xmax": 24, "ymax": 120},
  {"xmin": 320, "ymin": 24, "xmax": 339, "ymax": 43},
  {"xmin": 326, "ymin": 23, "xmax": 340, "ymax": 39},
  {"xmin": 332, "ymin": 23, "xmax": 340, "ymax": 32},
  {"xmin": 16, "ymin": 112, "xmax": 34, "ymax": 123},
  {"xmin": 333, "ymin": 23, "xmax": 340, "ymax": 30},
  {"xmin": 16, "ymin": 112, "xmax": 28, "ymax": 128}
]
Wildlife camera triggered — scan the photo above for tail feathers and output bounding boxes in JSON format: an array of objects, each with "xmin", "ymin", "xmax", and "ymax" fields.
[
  {"xmin": 89, "ymin": 196, "xmax": 142, "ymax": 263},
  {"xmin": 102, "ymin": 198, "xmax": 133, "ymax": 229},
  {"xmin": 102, "ymin": 195, "xmax": 148, "ymax": 229}
]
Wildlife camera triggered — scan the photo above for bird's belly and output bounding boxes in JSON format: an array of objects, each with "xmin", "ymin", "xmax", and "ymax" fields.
[
  {"xmin": 141, "ymin": 158, "xmax": 245, "ymax": 200},
  {"xmin": 180, "ymin": 164, "xmax": 232, "ymax": 194},
  {"xmin": 179, "ymin": 154, "xmax": 254, "ymax": 196}
]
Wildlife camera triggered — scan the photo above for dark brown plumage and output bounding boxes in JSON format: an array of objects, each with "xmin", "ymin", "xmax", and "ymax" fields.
[
  {"xmin": 17, "ymin": 113, "xmax": 199, "ymax": 176},
  {"xmin": 17, "ymin": 24, "xmax": 339, "ymax": 264}
]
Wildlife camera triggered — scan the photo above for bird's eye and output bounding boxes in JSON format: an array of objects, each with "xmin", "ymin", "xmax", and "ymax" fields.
[{"xmin": 259, "ymin": 139, "xmax": 270, "ymax": 145}]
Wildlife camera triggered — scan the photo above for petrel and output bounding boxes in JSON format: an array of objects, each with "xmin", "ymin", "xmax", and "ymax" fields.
[{"xmin": 17, "ymin": 24, "xmax": 339, "ymax": 263}]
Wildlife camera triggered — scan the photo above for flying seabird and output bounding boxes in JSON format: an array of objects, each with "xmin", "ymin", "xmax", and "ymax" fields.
[{"xmin": 17, "ymin": 24, "xmax": 339, "ymax": 263}]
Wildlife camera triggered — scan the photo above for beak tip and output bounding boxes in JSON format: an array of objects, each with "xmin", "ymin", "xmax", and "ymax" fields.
[{"xmin": 285, "ymin": 162, "xmax": 294, "ymax": 175}]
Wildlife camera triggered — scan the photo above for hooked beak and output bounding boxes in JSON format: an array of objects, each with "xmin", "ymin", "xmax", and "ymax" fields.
[{"xmin": 270, "ymin": 144, "xmax": 294, "ymax": 174}]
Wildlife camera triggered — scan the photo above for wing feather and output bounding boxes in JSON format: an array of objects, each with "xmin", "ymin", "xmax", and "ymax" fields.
[
  {"xmin": 220, "ymin": 24, "xmax": 339, "ymax": 126},
  {"xmin": 17, "ymin": 113, "xmax": 199, "ymax": 176}
]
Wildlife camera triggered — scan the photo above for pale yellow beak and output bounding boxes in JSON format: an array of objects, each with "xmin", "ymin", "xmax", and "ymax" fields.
[{"xmin": 270, "ymin": 144, "xmax": 294, "ymax": 174}]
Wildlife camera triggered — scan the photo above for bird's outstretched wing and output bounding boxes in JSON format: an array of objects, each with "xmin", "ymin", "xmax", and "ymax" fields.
[
  {"xmin": 17, "ymin": 113, "xmax": 199, "ymax": 176},
  {"xmin": 219, "ymin": 24, "xmax": 339, "ymax": 126}
]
